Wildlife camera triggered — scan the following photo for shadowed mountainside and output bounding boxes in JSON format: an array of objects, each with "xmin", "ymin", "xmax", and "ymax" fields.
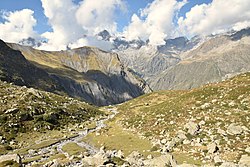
[{"xmin": 0, "ymin": 40, "xmax": 150, "ymax": 106}]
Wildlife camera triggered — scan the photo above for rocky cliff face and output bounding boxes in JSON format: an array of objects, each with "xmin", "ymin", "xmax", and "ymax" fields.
[
  {"xmin": 118, "ymin": 45, "xmax": 181, "ymax": 83},
  {"xmin": 4, "ymin": 42, "xmax": 150, "ymax": 106},
  {"xmin": 0, "ymin": 40, "xmax": 61, "ymax": 92},
  {"xmin": 151, "ymin": 31, "xmax": 250, "ymax": 90}
]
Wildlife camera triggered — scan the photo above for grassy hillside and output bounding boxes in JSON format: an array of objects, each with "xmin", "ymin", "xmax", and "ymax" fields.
[
  {"xmin": 0, "ymin": 80, "xmax": 103, "ymax": 156},
  {"xmin": 117, "ymin": 73, "xmax": 250, "ymax": 164}
]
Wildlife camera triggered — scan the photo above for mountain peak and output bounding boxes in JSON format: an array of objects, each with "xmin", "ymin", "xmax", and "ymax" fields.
[{"xmin": 96, "ymin": 30, "xmax": 111, "ymax": 41}]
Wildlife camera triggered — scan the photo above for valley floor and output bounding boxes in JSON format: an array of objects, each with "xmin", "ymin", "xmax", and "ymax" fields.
[{"xmin": 0, "ymin": 73, "xmax": 250, "ymax": 167}]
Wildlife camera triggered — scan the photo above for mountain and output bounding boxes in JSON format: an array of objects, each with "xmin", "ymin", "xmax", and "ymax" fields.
[
  {"xmin": 151, "ymin": 29, "xmax": 250, "ymax": 90},
  {"xmin": 19, "ymin": 37, "xmax": 42, "ymax": 48},
  {"xmin": 110, "ymin": 28, "xmax": 250, "ymax": 91},
  {"xmin": 0, "ymin": 40, "xmax": 61, "ymax": 92},
  {"xmin": 96, "ymin": 30, "xmax": 146, "ymax": 50},
  {"xmin": 96, "ymin": 30, "xmax": 111, "ymax": 41},
  {"xmin": 117, "ymin": 45, "xmax": 181, "ymax": 82},
  {"xmin": 0, "ymin": 40, "xmax": 150, "ymax": 106}
]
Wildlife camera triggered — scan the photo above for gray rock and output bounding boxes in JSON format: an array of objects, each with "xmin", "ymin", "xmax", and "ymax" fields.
[
  {"xmin": 227, "ymin": 123, "xmax": 243, "ymax": 135},
  {"xmin": 161, "ymin": 139, "xmax": 167, "ymax": 144},
  {"xmin": 207, "ymin": 142, "xmax": 219, "ymax": 154},
  {"xmin": 27, "ymin": 88, "xmax": 43, "ymax": 98},
  {"xmin": 144, "ymin": 154, "xmax": 177, "ymax": 167},
  {"xmin": 5, "ymin": 108, "xmax": 19, "ymax": 114},
  {"xmin": 82, "ymin": 152, "xmax": 109, "ymax": 166},
  {"xmin": 43, "ymin": 159, "xmax": 60, "ymax": 167},
  {"xmin": 214, "ymin": 155, "xmax": 222, "ymax": 163},
  {"xmin": 183, "ymin": 139, "xmax": 191, "ymax": 145},
  {"xmin": 220, "ymin": 162, "xmax": 237, "ymax": 167},
  {"xmin": 28, "ymin": 149, "xmax": 36, "ymax": 155},
  {"xmin": 239, "ymin": 154, "xmax": 250, "ymax": 166},
  {"xmin": 163, "ymin": 140, "xmax": 176, "ymax": 152},
  {"xmin": 116, "ymin": 150, "xmax": 124, "ymax": 159},
  {"xmin": 150, "ymin": 34, "xmax": 250, "ymax": 91},
  {"xmin": 125, "ymin": 151, "xmax": 144, "ymax": 166},
  {"xmin": 0, "ymin": 154, "xmax": 22, "ymax": 165},
  {"xmin": 245, "ymin": 147, "xmax": 250, "ymax": 153},
  {"xmin": 177, "ymin": 164, "xmax": 197, "ymax": 167},
  {"xmin": 217, "ymin": 128, "xmax": 227, "ymax": 136},
  {"xmin": 184, "ymin": 121, "xmax": 200, "ymax": 135}
]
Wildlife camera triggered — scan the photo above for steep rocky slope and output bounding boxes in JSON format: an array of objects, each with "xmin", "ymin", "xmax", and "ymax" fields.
[
  {"xmin": 116, "ymin": 72, "xmax": 250, "ymax": 165},
  {"xmin": 0, "ymin": 40, "xmax": 61, "ymax": 93},
  {"xmin": 151, "ymin": 30, "xmax": 250, "ymax": 90},
  {"xmin": 3, "ymin": 41, "xmax": 150, "ymax": 106},
  {"xmin": 118, "ymin": 45, "xmax": 181, "ymax": 82}
]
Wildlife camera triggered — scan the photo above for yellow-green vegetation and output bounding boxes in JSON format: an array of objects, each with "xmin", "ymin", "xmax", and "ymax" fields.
[
  {"xmin": 12, "ymin": 129, "xmax": 79, "ymax": 156},
  {"xmin": 0, "ymin": 145, "xmax": 12, "ymax": 155},
  {"xmin": 14, "ymin": 139, "xmax": 60, "ymax": 155},
  {"xmin": 0, "ymin": 160, "xmax": 20, "ymax": 167},
  {"xmin": 86, "ymin": 122, "xmax": 97, "ymax": 130},
  {"xmin": 173, "ymin": 152, "xmax": 202, "ymax": 165},
  {"xmin": 84, "ymin": 121, "xmax": 160, "ymax": 157},
  {"xmin": 117, "ymin": 73, "xmax": 250, "ymax": 163},
  {"xmin": 62, "ymin": 142, "xmax": 87, "ymax": 156},
  {"xmin": 22, "ymin": 155, "xmax": 43, "ymax": 164}
]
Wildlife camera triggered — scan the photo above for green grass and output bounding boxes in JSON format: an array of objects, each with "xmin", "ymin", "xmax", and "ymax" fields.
[
  {"xmin": 62, "ymin": 142, "xmax": 87, "ymax": 156},
  {"xmin": 14, "ymin": 139, "xmax": 60, "ymax": 155},
  {"xmin": 173, "ymin": 152, "xmax": 203, "ymax": 165},
  {"xmin": 83, "ymin": 121, "xmax": 160, "ymax": 157}
]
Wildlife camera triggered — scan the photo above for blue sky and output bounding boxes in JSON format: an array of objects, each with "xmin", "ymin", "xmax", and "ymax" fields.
[
  {"xmin": 0, "ymin": 0, "xmax": 211, "ymax": 34},
  {"xmin": 0, "ymin": 0, "xmax": 249, "ymax": 51}
]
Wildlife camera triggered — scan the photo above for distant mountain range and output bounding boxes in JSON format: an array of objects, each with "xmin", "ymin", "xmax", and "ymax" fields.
[
  {"xmin": 0, "ymin": 28, "xmax": 250, "ymax": 105},
  {"xmin": 97, "ymin": 28, "xmax": 250, "ymax": 91}
]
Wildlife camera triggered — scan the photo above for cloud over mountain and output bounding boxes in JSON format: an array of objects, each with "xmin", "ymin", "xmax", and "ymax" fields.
[
  {"xmin": 178, "ymin": 0, "xmax": 250, "ymax": 36},
  {"xmin": 0, "ymin": 0, "xmax": 250, "ymax": 51},
  {"xmin": 123, "ymin": 0, "xmax": 187, "ymax": 45},
  {"xmin": 39, "ymin": 0, "xmax": 124, "ymax": 51}
]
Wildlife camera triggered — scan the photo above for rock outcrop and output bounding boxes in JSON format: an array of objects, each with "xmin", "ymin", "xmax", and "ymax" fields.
[
  {"xmin": 0, "ymin": 154, "xmax": 22, "ymax": 166},
  {"xmin": 151, "ymin": 30, "xmax": 250, "ymax": 90}
]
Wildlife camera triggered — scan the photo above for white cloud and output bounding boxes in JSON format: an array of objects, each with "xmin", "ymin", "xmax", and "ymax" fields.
[
  {"xmin": 39, "ymin": 0, "xmax": 126, "ymax": 51},
  {"xmin": 178, "ymin": 0, "xmax": 250, "ymax": 36},
  {"xmin": 0, "ymin": 9, "xmax": 37, "ymax": 43},
  {"xmin": 123, "ymin": 0, "xmax": 187, "ymax": 45},
  {"xmin": 68, "ymin": 37, "xmax": 114, "ymax": 51},
  {"xmin": 40, "ymin": 0, "xmax": 84, "ymax": 51},
  {"xmin": 76, "ymin": 0, "xmax": 126, "ymax": 35}
]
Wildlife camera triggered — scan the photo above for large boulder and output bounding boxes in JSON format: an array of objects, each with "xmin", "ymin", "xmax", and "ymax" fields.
[
  {"xmin": 207, "ymin": 142, "xmax": 219, "ymax": 154},
  {"xmin": 144, "ymin": 154, "xmax": 177, "ymax": 167},
  {"xmin": 220, "ymin": 162, "xmax": 237, "ymax": 167},
  {"xmin": 238, "ymin": 154, "xmax": 250, "ymax": 166},
  {"xmin": 226, "ymin": 123, "xmax": 243, "ymax": 135},
  {"xmin": 82, "ymin": 152, "xmax": 110, "ymax": 166},
  {"xmin": 0, "ymin": 154, "xmax": 22, "ymax": 166},
  {"xmin": 125, "ymin": 151, "xmax": 144, "ymax": 166},
  {"xmin": 184, "ymin": 121, "xmax": 200, "ymax": 135}
]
